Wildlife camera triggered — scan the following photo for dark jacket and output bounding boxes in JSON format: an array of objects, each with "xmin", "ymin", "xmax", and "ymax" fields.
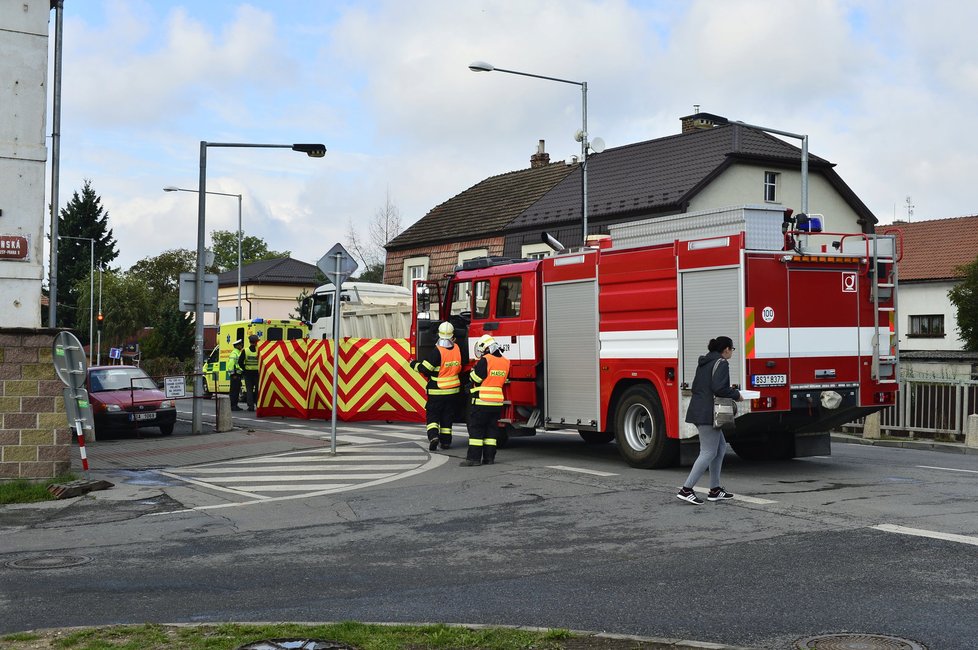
[{"xmin": 684, "ymin": 351, "xmax": 741, "ymax": 426}]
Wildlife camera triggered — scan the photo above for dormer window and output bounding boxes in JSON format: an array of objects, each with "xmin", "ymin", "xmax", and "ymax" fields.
[{"xmin": 764, "ymin": 171, "xmax": 779, "ymax": 203}]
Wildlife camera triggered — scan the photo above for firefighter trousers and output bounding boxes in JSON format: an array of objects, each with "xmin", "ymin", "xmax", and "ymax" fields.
[
  {"xmin": 425, "ymin": 393, "xmax": 457, "ymax": 447},
  {"xmin": 465, "ymin": 404, "xmax": 501, "ymax": 464}
]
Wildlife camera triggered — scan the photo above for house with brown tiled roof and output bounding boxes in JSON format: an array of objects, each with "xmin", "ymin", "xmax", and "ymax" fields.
[
  {"xmin": 383, "ymin": 141, "xmax": 575, "ymax": 286},
  {"xmin": 211, "ymin": 257, "xmax": 321, "ymax": 324},
  {"xmin": 879, "ymin": 216, "xmax": 978, "ymax": 379},
  {"xmin": 385, "ymin": 112, "xmax": 878, "ymax": 289}
]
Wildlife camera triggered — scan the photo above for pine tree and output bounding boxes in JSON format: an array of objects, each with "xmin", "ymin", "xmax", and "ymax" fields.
[{"xmin": 56, "ymin": 180, "xmax": 119, "ymax": 332}]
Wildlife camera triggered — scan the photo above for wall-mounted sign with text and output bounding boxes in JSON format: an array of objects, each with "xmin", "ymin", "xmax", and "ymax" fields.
[{"xmin": 0, "ymin": 234, "xmax": 31, "ymax": 262}]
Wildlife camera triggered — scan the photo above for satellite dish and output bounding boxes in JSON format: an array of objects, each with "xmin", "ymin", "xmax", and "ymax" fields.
[
  {"xmin": 574, "ymin": 129, "xmax": 585, "ymax": 143},
  {"xmin": 590, "ymin": 137, "xmax": 606, "ymax": 154}
]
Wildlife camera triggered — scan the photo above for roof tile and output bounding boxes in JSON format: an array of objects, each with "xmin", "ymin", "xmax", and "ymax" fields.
[{"xmin": 878, "ymin": 215, "xmax": 978, "ymax": 281}]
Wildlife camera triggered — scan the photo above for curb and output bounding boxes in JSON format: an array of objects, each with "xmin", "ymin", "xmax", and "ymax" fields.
[{"xmin": 831, "ymin": 432, "xmax": 978, "ymax": 455}]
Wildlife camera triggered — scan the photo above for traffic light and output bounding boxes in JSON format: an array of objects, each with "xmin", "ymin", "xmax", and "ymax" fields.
[{"xmin": 96, "ymin": 312, "xmax": 104, "ymax": 329}]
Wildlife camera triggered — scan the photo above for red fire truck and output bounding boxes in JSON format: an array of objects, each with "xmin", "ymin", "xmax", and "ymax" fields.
[{"xmin": 411, "ymin": 205, "xmax": 901, "ymax": 468}]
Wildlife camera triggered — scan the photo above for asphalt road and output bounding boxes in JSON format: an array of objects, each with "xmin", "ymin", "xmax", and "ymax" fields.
[{"xmin": 2, "ymin": 415, "xmax": 976, "ymax": 649}]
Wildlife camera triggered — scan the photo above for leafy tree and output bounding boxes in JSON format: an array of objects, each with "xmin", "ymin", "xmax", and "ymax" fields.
[
  {"xmin": 55, "ymin": 180, "xmax": 119, "ymax": 333},
  {"xmin": 128, "ymin": 248, "xmax": 195, "ymax": 295},
  {"xmin": 346, "ymin": 188, "xmax": 402, "ymax": 282},
  {"xmin": 140, "ymin": 294, "xmax": 194, "ymax": 360},
  {"xmin": 75, "ymin": 270, "xmax": 152, "ymax": 355},
  {"xmin": 948, "ymin": 254, "xmax": 978, "ymax": 351},
  {"xmin": 210, "ymin": 230, "xmax": 289, "ymax": 271}
]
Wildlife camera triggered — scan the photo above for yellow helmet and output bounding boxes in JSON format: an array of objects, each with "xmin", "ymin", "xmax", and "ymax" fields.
[
  {"xmin": 474, "ymin": 334, "xmax": 498, "ymax": 358},
  {"xmin": 437, "ymin": 321, "xmax": 454, "ymax": 339}
]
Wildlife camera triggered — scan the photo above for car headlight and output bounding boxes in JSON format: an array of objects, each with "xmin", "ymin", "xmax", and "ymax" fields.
[
  {"xmin": 160, "ymin": 400, "xmax": 174, "ymax": 408},
  {"xmin": 105, "ymin": 404, "xmax": 122, "ymax": 412}
]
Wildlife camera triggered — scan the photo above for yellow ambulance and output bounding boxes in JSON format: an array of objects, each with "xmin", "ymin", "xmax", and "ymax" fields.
[{"xmin": 202, "ymin": 318, "xmax": 308, "ymax": 396}]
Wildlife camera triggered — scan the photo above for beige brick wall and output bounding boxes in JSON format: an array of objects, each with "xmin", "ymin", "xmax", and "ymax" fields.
[{"xmin": 0, "ymin": 329, "xmax": 72, "ymax": 481}]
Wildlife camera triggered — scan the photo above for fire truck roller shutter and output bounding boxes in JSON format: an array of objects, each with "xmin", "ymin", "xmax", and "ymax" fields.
[
  {"xmin": 680, "ymin": 268, "xmax": 742, "ymax": 386},
  {"xmin": 543, "ymin": 279, "xmax": 600, "ymax": 429},
  {"xmin": 679, "ymin": 268, "xmax": 743, "ymax": 440}
]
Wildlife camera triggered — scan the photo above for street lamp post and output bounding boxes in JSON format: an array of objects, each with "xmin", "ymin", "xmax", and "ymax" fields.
[
  {"xmin": 189, "ymin": 142, "xmax": 326, "ymax": 435},
  {"xmin": 60, "ymin": 235, "xmax": 95, "ymax": 364},
  {"xmin": 469, "ymin": 61, "xmax": 591, "ymax": 243},
  {"xmin": 733, "ymin": 121, "xmax": 809, "ymax": 213},
  {"xmin": 163, "ymin": 186, "xmax": 244, "ymax": 319}
]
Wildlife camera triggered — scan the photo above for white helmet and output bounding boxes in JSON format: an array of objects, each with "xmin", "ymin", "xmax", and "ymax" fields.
[
  {"xmin": 474, "ymin": 334, "xmax": 499, "ymax": 358},
  {"xmin": 437, "ymin": 321, "xmax": 454, "ymax": 340}
]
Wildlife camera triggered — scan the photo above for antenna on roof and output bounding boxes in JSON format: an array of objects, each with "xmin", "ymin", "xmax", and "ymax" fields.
[{"xmin": 905, "ymin": 195, "xmax": 914, "ymax": 223}]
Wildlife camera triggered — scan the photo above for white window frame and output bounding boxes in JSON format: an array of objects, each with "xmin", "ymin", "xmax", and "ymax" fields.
[
  {"xmin": 457, "ymin": 248, "xmax": 488, "ymax": 265},
  {"xmin": 402, "ymin": 255, "xmax": 429, "ymax": 288},
  {"xmin": 764, "ymin": 171, "xmax": 780, "ymax": 203},
  {"xmin": 521, "ymin": 243, "xmax": 553, "ymax": 259}
]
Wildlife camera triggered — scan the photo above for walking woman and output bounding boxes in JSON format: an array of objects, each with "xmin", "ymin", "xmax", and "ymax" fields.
[{"xmin": 677, "ymin": 336, "xmax": 742, "ymax": 505}]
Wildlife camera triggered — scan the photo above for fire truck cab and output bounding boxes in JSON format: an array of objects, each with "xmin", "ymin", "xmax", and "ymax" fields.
[{"xmin": 411, "ymin": 205, "xmax": 900, "ymax": 469}]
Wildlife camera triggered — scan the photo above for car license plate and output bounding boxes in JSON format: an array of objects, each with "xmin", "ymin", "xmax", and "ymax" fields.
[
  {"xmin": 752, "ymin": 374, "xmax": 787, "ymax": 387},
  {"xmin": 131, "ymin": 412, "xmax": 156, "ymax": 421}
]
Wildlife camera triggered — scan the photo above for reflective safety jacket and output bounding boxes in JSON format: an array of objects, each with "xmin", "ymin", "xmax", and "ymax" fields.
[
  {"xmin": 243, "ymin": 345, "xmax": 260, "ymax": 371},
  {"xmin": 411, "ymin": 344, "xmax": 462, "ymax": 395},
  {"xmin": 469, "ymin": 352, "xmax": 510, "ymax": 406},
  {"xmin": 228, "ymin": 348, "xmax": 244, "ymax": 375}
]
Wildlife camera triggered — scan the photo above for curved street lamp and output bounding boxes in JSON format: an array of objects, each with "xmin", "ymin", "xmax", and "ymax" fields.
[
  {"xmin": 164, "ymin": 186, "xmax": 244, "ymax": 320},
  {"xmin": 469, "ymin": 61, "xmax": 591, "ymax": 242},
  {"xmin": 189, "ymin": 141, "xmax": 326, "ymax": 434}
]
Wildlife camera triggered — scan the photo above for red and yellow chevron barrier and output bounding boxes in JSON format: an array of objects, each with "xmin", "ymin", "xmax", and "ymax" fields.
[{"xmin": 256, "ymin": 338, "xmax": 426, "ymax": 422}]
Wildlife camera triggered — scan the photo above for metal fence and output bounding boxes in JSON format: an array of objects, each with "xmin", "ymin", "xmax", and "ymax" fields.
[{"xmin": 839, "ymin": 379, "xmax": 978, "ymax": 440}]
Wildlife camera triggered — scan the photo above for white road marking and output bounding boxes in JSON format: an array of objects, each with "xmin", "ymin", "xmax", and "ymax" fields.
[
  {"xmin": 201, "ymin": 473, "xmax": 395, "ymax": 482},
  {"xmin": 694, "ymin": 485, "xmax": 777, "ymax": 506},
  {"xmin": 337, "ymin": 435, "xmax": 383, "ymax": 444},
  {"xmin": 185, "ymin": 464, "xmax": 419, "ymax": 473},
  {"xmin": 380, "ymin": 431, "xmax": 432, "ymax": 440},
  {"xmin": 235, "ymin": 483, "xmax": 356, "ymax": 492},
  {"xmin": 157, "ymin": 448, "xmax": 450, "ymax": 513},
  {"xmin": 732, "ymin": 495, "xmax": 778, "ymax": 505},
  {"xmin": 872, "ymin": 524, "xmax": 978, "ymax": 547},
  {"xmin": 546, "ymin": 465, "xmax": 618, "ymax": 477},
  {"xmin": 917, "ymin": 465, "xmax": 978, "ymax": 475}
]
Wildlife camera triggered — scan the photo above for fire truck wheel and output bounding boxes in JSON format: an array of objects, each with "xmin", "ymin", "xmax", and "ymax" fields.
[
  {"xmin": 579, "ymin": 431, "xmax": 614, "ymax": 444},
  {"xmin": 613, "ymin": 385, "xmax": 677, "ymax": 468}
]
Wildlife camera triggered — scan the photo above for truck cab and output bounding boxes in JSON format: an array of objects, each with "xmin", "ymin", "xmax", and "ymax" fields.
[{"xmin": 301, "ymin": 281, "xmax": 412, "ymax": 339}]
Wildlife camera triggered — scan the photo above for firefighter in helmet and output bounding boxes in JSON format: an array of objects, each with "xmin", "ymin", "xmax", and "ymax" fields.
[
  {"xmin": 461, "ymin": 333, "xmax": 510, "ymax": 466},
  {"xmin": 410, "ymin": 321, "xmax": 462, "ymax": 451}
]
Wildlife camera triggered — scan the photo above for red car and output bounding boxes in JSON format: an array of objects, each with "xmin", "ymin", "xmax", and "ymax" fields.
[{"xmin": 86, "ymin": 365, "xmax": 177, "ymax": 436}]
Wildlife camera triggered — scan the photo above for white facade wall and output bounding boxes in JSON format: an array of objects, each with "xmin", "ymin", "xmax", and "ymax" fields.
[
  {"xmin": 689, "ymin": 163, "xmax": 865, "ymax": 234},
  {"xmin": 0, "ymin": 1, "xmax": 48, "ymax": 327},
  {"xmin": 897, "ymin": 281, "xmax": 964, "ymax": 351}
]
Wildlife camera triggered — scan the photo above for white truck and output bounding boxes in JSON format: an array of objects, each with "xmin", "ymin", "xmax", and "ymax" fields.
[{"xmin": 300, "ymin": 281, "xmax": 412, "ymax": 339}]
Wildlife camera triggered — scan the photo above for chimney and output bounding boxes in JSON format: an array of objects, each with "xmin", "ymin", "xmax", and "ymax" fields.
[
  {"xmin": 680, "ymin": 107, "xmax": 726, "ymax": 134},
  {"xmin": 530, "ymin": 139, "xmax": 550, "ymax": 168}
]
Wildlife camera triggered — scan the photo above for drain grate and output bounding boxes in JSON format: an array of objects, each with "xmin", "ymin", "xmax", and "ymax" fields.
[
  {"xmin": 796, "ymin": 633, "xmax": 926, "ymax": 650},
  {"xmin": 7, "ymin": 555, "xmax": 92, "ymax": 570}
]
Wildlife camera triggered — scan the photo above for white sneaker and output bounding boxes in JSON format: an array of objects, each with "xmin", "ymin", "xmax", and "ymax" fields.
[{"xmin": 676, "ymin": 487, "xmax": 704, "ymax": 505}]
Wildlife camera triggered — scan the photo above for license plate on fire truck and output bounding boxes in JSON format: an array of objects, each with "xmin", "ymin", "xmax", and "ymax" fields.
[
  {"xmin": 752, "ymin": 374, "xmax": 787, "ymax": 387},
  {"xmin": 130, "ymin": 412, "xmax": 156, "ymax": 421}
]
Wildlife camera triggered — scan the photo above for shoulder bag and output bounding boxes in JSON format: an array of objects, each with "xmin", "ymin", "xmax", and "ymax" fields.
[{"xmin": 711, "ymin": 359, "xmax": 737, "ymax": 429}]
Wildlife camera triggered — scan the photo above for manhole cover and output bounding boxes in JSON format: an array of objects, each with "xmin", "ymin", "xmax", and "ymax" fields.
[
  {"xmin": 236, "ymin": 641, "xmax": 355, "ymax": 650},
  {"xmin": 7, "ymin": 555, "xmax": 92, "ymax": 570},
  {"xmin": 796, "ymin": 633, "xmax": 926, "ymax": 650}
]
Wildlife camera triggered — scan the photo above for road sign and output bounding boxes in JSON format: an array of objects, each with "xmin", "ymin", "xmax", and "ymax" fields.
[
  {"xmin": 164, "ymin": 376, "xmax": 186, "ymax": 399},
  {"xmin": 52, "ymin": 331, "xmax": 88, "ymax": 389},
  {"xmin": 109, "ymin": 347, "xmax": 122, "ymax": 360},
  {"xmin": 63, "ymin": 387, "xmax": 95, "ymax": 432},
  {"xmin": 178, "ymin": 272, "xmax": 220, "ymax": 312},
  {"xmin": 317, "ymin": 243, "xmax": 358, "ymax": 286}
]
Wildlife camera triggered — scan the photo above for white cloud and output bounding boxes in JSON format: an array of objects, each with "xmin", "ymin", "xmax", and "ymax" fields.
[{"xmin": 47, "ymin": 0, "xmax": 978, "ymax": 275}]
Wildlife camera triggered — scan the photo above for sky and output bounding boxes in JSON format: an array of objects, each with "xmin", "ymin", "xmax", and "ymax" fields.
[{"xmin": 47, "ymin": 0, "xmax": 978, "ymax": 271}]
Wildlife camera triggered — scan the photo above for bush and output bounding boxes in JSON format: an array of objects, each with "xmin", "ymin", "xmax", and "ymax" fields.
[{"xmin": 140, "ymin": 356, "xmax": 186, "ymax": 384}]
